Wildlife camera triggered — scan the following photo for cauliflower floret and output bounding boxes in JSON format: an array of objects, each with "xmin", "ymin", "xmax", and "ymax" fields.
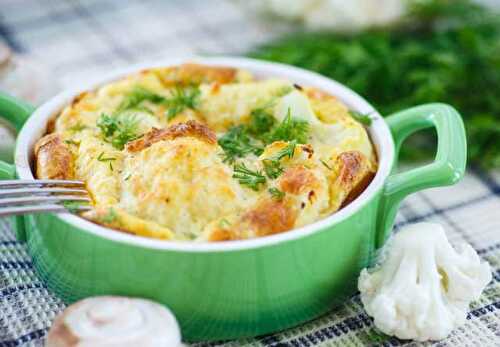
[{"xmin": 358, "ymin": 222, "xmax": 492, "ymax": 341}]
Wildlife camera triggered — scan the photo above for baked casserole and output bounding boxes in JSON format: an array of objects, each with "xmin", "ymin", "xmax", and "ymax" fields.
[{"xmin": 34, "ymin": 64, "xmax": 377, "ymax": 241}]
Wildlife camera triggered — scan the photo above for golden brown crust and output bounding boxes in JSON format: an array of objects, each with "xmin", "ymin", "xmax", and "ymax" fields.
[
  {"xmin": 71, "ymin": 91, "xmax": 89, "ymax": 107},
  {"xmin": 336, "ymin": 151, "xmax": 368, "ymax": 186},
  {"xmin": 45, "ymin": 117, "xmax": 57, "ymax": 134},
  {"xmin": 242, "ymin": 198, "xmax": 297, "ymax": 237},
  {"xmin": 157, "ymin": 63, "xmax": 238, "ymax": 86},
  {"xmin": 34, "ymin": 134, "xmax": 74, "ymax": 180},
  {"xmin": 125, "ymin": 120, "xmax": 217, "ymax": 152},
  {"xmin": 332, "ymin": 151, "xmax": 375, "ymax": 208},
  {"xmin": 279, "ymin": 165, "xmax": 316, "ymax": 195}
]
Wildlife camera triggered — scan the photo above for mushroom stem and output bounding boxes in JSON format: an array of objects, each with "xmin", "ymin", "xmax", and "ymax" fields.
[{"xmin": 46, "ymin": 296, "xmax": 183, "ymax": 347}]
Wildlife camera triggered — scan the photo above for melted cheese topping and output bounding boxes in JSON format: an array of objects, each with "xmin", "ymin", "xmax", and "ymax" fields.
[{"xmin": 36, "ymin": 64, "xmax": 377, "ymax": 241}]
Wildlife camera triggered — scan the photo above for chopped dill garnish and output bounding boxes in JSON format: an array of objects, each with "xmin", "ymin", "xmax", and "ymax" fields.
[
  {"xmin": 262, "ymin": 141, "xmax": 296, "ymax": 179},
  {"xmin": 97, "ymin": 113, "xmax": 140, "ymax": 150},
  {"xmin": 97, "ymin": 152, "xmax": 116, "ymax": 162},
  {"xmin": 97, "ymin": 151, "xmax": 116, "ymax": 171},
  {"xmin": 272, "ymin": 140, "xmax": 297, "ymax": 161},
  {"xmin": 263, "ymin": 159, "xmax": 284, "ymax": 179},
  {"xmin": 349, "ymin": 110, "xmax": 373, "ymax": 126},
  {"xmin": 165, "ymin": 85, "xmax": 201, "ymax": 120},
  {"xmin": 268, "ymin": 187, "xmax": 285, "ymax": 200},
  {"xmin": 247, "ymin": 107, "xmax": 276, "ymax": 138},
  {"xmin": 320, "ymin": 159, "xmax": 334, "ymax": 171},
  {"xmin": 265, "ymin": 108, "xmax": 309, "ymax": 144},
  {"xmin": 97, "ymin": 113, "xmax": 118, "ymax": 137},
  {"xmin": 69, "ymin": 121, "xmax": 87, "ymax": 132},
  {"xmin": 118, "ymin": 86, "xmax": 165, "ymax": 112},
  {"xmin": 232, "ymin": 163, "xmax": 266, "ymax": 191},
  {"xmin": 246, "ymin": 86, "xmax": 292, "ymax": 138},
  {"xmin": 124, "ymin": 173, "xmax": 131, "ymax": 181},
  {"xmin": 218, "ymin": 126, "xmax": 263, "ymax": 163}
]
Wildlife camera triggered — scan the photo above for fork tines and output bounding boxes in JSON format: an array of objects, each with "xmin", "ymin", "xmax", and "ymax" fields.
[{"xmin": 0, "ymin": 179, "xmax": 91, "ymax": 217}]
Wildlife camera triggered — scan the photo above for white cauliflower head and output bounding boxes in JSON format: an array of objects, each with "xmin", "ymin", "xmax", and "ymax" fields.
[
  {"xmin": 358, "ymin": 222, "xmax": 492, "ymax": 341},
  {"xmin": 244, "ymin": 0, "xmax": 406, "ymax": 31}
]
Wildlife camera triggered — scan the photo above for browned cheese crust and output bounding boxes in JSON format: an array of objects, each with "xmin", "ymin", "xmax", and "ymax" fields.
[
  {"xmin": 208, "ymin": 197, "xmax": 298, "ymax": 241},
  {"xmin": 332, "ymin": 151, "xmax": 375, "ymax": 209},
  {"xmin": 126, "ymin": 120, "xmax": 217, "ymax": 152},
  {"xmin": 34, "ymin": 134, "xmax": 74, "ymax": 180},
  {"xmin": 279, "ymin": 165, "xmax": 317, "ymax": 195},
  {"xmin": 242, "ymin": 197, "xmax": 298, "ymax": 237}
]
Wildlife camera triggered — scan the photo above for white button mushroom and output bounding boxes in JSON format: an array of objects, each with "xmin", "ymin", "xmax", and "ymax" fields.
[
  {"xmin": 46, "ymin": 296, "xmax": 183, "ymax": 347},
  {"xmin": 358, "ymin": 223, "xmax": 492, "ymax": 341}
]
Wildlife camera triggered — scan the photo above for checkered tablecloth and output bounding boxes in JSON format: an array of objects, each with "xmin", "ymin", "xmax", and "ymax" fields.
[{"xmin": 0, "ymin": 1, "xmax": 499, "ymax": 346}]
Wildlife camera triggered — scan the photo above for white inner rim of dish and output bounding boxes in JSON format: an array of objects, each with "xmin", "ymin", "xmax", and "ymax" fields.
[{"xmin": 14, "ymin": 56, "xmax": 395, "ymax": 252}]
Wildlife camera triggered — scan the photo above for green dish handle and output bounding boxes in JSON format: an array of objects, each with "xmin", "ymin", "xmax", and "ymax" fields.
[
  {"xmin": 376, "ymin": 103, "xmax": 466, "ymax": 248},
  {"xmin": 0, "ymin": 91, "xmax": 36, "ymax": 241}
]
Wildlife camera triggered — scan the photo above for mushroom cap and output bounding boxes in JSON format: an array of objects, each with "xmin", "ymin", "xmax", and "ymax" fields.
[{"xmin": 46, "ymin": 296, "xmax": 182, "ymax": 347}]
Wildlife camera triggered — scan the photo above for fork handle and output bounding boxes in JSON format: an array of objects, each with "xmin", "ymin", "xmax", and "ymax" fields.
[{"xmin": 0, "ymin": 91, "xmax": 36, "ymax": 241}]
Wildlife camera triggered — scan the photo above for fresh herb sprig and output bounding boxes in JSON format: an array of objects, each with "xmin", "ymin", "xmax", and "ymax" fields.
[
  {"xmin": 97, "ymin": 113, "xmax": 140, "ymax": 150},
  {"xmin": 262, "ymin": 140, "xmax": 296, "ymax": 179},
  {"xmin": 246, "ymin": 86, "xmax": 293, "ymax": 138},
  {"xmin": 247, "ymin": 107, "xmax": 276, "ymax": 138},
  {"xmin": 97, "ymin": 151, "xmax": 116, "ymax": 171},
  {"xmin": 232, "ymin": 163, "xmax": 266, "ymax": 191},
  {"xmin": 165, "ymin": 85, "xmax": 201, "ymax": 120},
  {"xmin": 119, "ymin": 85, "xmax": 201, "ymax": 120},
  {"xmin": 273, "ymin": 140, "xmax": 297, "ymax": 160},
  {"xmin": 349, "ymin": 111, "xmax": 373, "ymax": 126},
  {"xmin": 118, "ymin": 86, "xmax": 165, "ymax": 112},
  {"xmin": 249, "ymin": 0, "xmax": 500, "ymax": 167},
  {"xmin": 263, "ymin": 159, "xmax": 284, "ymax": 179},
  {"xmin": 218, "ymin": 126, "xmax": 263, "ymax": 163},
  {"xmin": 265, "ymin": 109, "xmax": 309, "ymax": 144},
  {"xmin": 218, "ymin": 92, "xmax": 309, "ymax": 163},
  {"xmin": 268, "ymin": 187, "xmax": 285, "ymax": 200}
]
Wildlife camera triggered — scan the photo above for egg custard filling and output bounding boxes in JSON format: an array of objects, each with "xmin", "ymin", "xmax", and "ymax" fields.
[{"xmin": 35, "ymin": 64, "xmax": 377, "ymax": 241}]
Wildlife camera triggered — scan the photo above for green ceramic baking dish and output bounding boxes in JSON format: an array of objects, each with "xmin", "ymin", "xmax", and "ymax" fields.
[{"xmin": 0, "ymin": 57, "xmax": 466, "ymax": 341}]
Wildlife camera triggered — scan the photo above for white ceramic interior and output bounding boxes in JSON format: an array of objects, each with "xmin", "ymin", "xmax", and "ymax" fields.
[{"xmin": 13, "ymin": 56, "xmax": 394, "ymax": 252}]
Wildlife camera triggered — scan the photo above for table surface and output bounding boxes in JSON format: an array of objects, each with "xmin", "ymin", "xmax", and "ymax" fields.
[{"xmin": 0, "ymin": 1, "xmax": 499, "ymax": 346}]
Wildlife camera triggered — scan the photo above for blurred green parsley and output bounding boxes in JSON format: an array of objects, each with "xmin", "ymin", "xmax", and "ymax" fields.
[{"xmin": 249, "ymin": 0, "xmax": 500, "ymax": 168}]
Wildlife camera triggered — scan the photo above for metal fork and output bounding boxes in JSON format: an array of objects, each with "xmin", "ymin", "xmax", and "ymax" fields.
[{"xmin": 0, "ymin": 180, "xmax": 92, "ymax": 217}]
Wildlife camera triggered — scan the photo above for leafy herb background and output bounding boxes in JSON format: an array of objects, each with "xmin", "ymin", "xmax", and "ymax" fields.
[{"xmin": 249, "ymin": 0, "xmax": 500, "ymax": 168}]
